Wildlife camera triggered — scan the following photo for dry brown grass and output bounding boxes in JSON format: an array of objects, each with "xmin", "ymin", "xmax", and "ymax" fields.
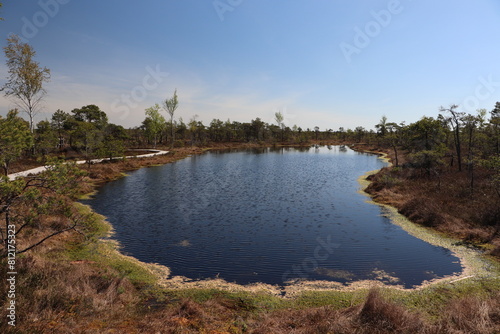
[
  {"xmin": 8, "ymin": 156, "xmax": 44, "ymax": 174},
  {"xmin": 4, "ymin": 280, "xmax": 499, "ymax": 333},
  {"xmin": 365, "ymin": 158, "xmax": 500, "ymax": 254},
  {"xmin": 1, "ymin": 237, "xmax": 498, "ymax": 333},
  {"xmin": 437, "ymin": 294, "xmax": 500, "ymax": 334},
  {"xmin": 0, "ymin": 248, "xmax": 140, "ymax": 333},
  {"xmin": 249, "ymin": 289, "xmax": 425, "ymax": 334},
  {"xmin": 354, "ymin": 289, "xmax": 426, "ymax": 333},
  {"xmin": 251, "ymin": 290, "xmax": 500, "ymax": 334}
]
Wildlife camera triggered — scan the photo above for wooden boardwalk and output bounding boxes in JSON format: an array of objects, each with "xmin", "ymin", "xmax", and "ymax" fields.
[{"xmin": 7, "ymin": 149, "xmax": 169, "ymax": 181}]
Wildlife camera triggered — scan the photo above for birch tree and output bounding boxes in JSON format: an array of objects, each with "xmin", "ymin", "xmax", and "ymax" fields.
[
  {"xmin": 144, "ymin": 104, "xmax": 165, "ymax": 148},
  {"xmin": 275, "ymin": 111, "xmax": 284, "ymax": 142},
  {"xmin": 163, "ymin": 89, "xmax": 179, "ymax": 148},
  {"xmin": 1, "ymin": 34, "xmax": 51, "ymax": 133}
]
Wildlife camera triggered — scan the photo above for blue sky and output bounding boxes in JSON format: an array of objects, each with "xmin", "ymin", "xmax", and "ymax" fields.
[{"xmin": 1, "ymin": 0, "xmax": 499, "ymax": 130}]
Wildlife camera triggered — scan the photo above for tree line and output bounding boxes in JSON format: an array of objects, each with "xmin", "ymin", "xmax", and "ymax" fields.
[
  {"xmin": 1, "ymin": 34, "xmax": 500, "ymax": 182},
  {"xmin": 2, "ymin": 99, "xmax": 500, "ymax": 175},
  {"xmin": 373, "ymin": 104, "xmax": 500, "ymax": 193}
]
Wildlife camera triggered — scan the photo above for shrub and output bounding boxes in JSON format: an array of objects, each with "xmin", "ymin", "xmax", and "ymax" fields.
[
  {"xmin": 399, "ymin": 198, "xmax": 445, "ymax": 227},
  {"xmin": 438, "ymin": 295, "xmax": 500, "ymax": 334},
  {"xmin": 355, "ymin": 289, "xmax": 425, "ymax": 333}
]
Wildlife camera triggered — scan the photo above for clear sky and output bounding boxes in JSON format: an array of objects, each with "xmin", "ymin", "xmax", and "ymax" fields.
[{"xmin": 1, "ymin": 0, "xmax": 499, "ymax": 131}]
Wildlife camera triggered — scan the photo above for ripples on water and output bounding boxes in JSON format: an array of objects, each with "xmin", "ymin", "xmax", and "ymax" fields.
[{"xmin": 83, "ymin": 146, "xmax": 462, "ymax": 288}]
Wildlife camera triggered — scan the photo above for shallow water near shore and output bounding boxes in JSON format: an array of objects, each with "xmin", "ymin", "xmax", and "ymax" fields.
[{"xmin": 82, "ymin": 146, "xmax": 462, "ymax": 288}]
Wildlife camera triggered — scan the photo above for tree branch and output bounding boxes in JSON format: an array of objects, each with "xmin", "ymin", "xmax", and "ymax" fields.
[{"xmin": 15, "ymin": 215, "xmax": 82, "ymax": 255}]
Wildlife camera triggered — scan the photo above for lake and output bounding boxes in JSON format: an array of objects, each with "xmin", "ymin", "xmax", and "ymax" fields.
[{"xmin": 82, "ymin": 146, "xmax": 462, "ymax": 288}]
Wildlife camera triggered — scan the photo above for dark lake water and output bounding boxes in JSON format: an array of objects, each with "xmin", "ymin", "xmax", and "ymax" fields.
[{"xmin": 82, "ymin": 146, "xmax": 462, "ymax": 288}]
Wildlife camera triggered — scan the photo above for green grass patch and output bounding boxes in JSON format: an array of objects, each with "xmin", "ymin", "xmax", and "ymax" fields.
[
  {"xmin": 366, "ymin": 275, "xmax": 500, "ymax": 320},
  {"xmin": 166, "ymin": 288, "xmax": 289, "ymax": 312},
  {"xmin": 293, "ymin": 289, "xmax": 368, "ymax": 309},
  {"xmin": 64, "ymin": 203, "xmax": 159, "ymax": 288}
]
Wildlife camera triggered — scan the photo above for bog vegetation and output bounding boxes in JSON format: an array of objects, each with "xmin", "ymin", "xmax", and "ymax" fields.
[{"xmin": 0, "ymin": 21, "xmax": 499, "ymax": 334}]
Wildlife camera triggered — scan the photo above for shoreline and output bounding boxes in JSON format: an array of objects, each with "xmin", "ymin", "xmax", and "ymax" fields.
[
  {"xmin": 78, "ymin": 143, "xmax": 500, "ymax": 297},
  {"xmin": 357, "ymin": 167, "xmax": 498, "ymax": 292}
]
